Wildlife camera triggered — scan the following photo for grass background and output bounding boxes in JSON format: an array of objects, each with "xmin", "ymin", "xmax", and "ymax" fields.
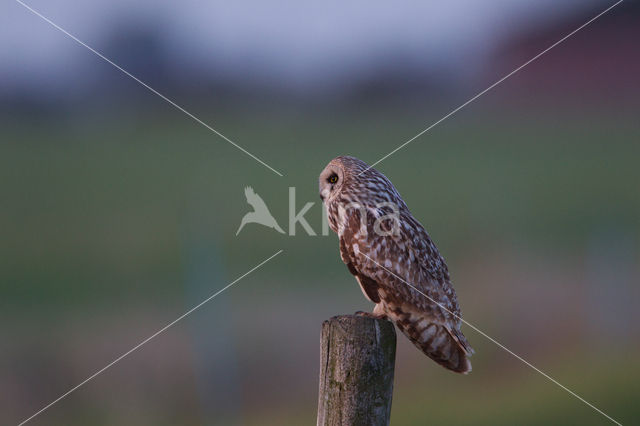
[{"xmin": 1, "ymin": 105, "xmax": 638, "ymax": 424}]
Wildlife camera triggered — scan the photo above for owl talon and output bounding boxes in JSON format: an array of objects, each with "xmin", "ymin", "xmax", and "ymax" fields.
[{"xmin": 355, "ymin": 310, "xmax": 387, "ymax": 319}]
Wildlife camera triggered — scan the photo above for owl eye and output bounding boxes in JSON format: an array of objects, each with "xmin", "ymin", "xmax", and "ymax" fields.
[{"xmin": 328, "ymin": 174, "xmax": 338, "ymax": 184}]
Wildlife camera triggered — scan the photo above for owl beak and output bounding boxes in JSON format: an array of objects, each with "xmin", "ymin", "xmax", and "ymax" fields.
[{"xmin": 320, "ymin": 187, "xmax": 330, "ymax": 202}]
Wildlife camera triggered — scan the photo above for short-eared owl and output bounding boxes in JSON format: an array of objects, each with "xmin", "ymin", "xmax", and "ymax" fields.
[{"xmin": 319, "ymin": 156, "xmax": 474, "ymax": 373}]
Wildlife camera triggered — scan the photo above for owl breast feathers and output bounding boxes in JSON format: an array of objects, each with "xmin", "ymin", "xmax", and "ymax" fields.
[{"xmin": 319, "ymin": 156, "xmax": 474, "ymax": 373}]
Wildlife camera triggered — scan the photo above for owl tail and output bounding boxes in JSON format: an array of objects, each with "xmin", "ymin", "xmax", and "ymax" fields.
[{"xmin": 397, "ymin": 319, "xmax": 473, "ymax": 374}]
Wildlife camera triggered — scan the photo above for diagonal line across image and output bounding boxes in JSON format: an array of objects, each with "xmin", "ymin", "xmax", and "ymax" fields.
[
  {"xmin": 359, "ymin": 253, "xmax": 622, "ymax": 425},
  {"xmin": 17, "ymin": 250, "xmax": 284, "ymax": 426},
  {"xmin": 362, "ymin": 0, "xmax": 623, "ymax": 175},
  {"xmin": 14, "ymin": 0, "xmax": 284, "ymax": 177}
]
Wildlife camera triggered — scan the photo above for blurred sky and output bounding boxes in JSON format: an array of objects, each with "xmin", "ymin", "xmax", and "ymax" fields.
[{"xmin": 1, "ymin": 0, "xmax": 605, "ymax": 98}]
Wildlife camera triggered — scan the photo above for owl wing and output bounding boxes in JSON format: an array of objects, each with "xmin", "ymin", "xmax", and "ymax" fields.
[
  {"xmin": 339, "ymin": 208, "xmax": 433, "ymax": 310},
  {"xmin": 340, "ymin": 233, "xmax": 381, "ymax": 304},
  {"xmin": 340, "ymin": 208, "xmax": 473, "ymax": 372}
]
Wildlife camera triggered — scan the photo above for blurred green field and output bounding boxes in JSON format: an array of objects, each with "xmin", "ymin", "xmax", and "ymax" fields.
[
  {"xmin": 246, "ymin": 351, "xmax": 640, "ymax": 426},
  {"xmin": 2, "ymin": 108, "xmax": 639, "ymax": 308},
  {"xmin": 1, "ymin": 107, "xmax": 639, "ymax": 425}
]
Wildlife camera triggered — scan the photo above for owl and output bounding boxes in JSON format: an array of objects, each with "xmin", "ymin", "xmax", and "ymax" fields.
[{"xmin": 319, "ymin": 156, "xmax": 474, "ymax": 373}]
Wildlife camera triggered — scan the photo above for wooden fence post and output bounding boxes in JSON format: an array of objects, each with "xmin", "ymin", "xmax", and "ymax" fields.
[{"xmin": 316, "ymin": 315, "xmax": 397, "ymax": 426}]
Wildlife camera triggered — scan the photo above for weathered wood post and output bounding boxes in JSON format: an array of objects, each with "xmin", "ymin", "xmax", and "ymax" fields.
[{"xmin": 316, "ymin": 315, "xmax": 397, "ymax": 426}]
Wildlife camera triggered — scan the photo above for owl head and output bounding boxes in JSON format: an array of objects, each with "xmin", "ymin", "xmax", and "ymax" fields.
[
  {"xmin": 320, "ymin": 156, "xmax": 406, "ymax": 236},
  {"xmin": 318, "ymin": 156, "xmax": 369, "ymax": 203},
  {"xmin": 319, "ymin": 155, "xmax": 403, "ymax": 204}
]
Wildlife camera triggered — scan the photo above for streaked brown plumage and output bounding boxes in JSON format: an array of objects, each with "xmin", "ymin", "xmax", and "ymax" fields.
[{"xmin": 319, "ymin": 156, "xmax": 474, "ymax": 373}]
